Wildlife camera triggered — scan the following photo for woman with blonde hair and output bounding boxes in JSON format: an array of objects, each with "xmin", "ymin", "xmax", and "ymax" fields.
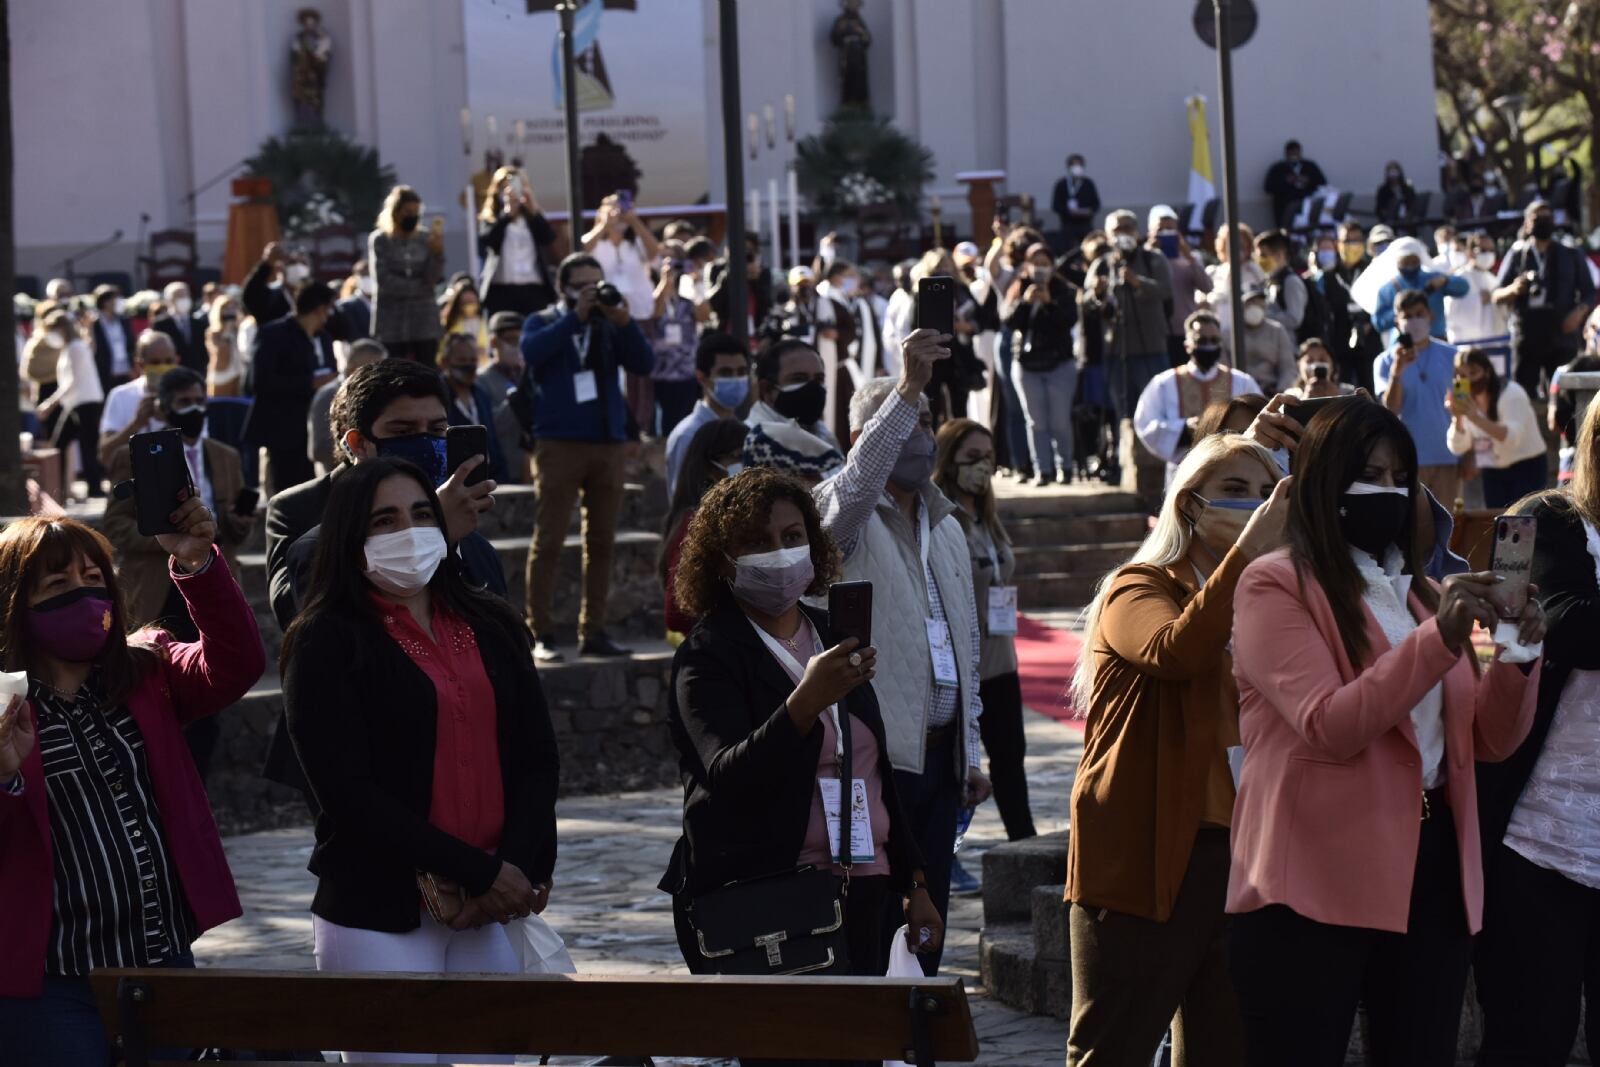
[
  {"xmin": 1065, "ymin": 432, "xmax": 1290, "ymax": 1066},
  {"xmin": 478, "ymin": 166, "xmax": 556, "ymax": 315},
  {"xmin": 934, "ymin": 418, "xmax": 1035, "ymax": 841},
  {"xmin": 369, "ymin": 184, "xmax": 444, "ymax": 363},
  {"xmin": 205, "ymin": 294, "xmax": 245, "ymax": 398}
]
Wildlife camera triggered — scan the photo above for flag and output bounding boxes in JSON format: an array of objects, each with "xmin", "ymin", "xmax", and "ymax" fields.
[{"xmin": 1186, "ymin": 96, "xmax": 1216, "ymax": 212}]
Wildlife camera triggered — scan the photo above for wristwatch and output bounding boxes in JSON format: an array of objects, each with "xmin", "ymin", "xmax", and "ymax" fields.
[{"xmin": 906, "ymin": 878, "xmax": 928, "ymax": 895}]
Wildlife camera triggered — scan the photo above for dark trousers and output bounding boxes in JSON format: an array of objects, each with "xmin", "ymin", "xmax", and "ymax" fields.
[
  {"xmin": 1480, "ymin": 453, "xmax": 1548, "ymax": 509},
  {"xmin": 265, "ymin": 444, "xmax": 315, "ymax": 494},
  {"xmin": 1230, "ymin": 803, "xmax": 1472, "ymax": 1067},
  {"xmin": 1475, "ymin": 843, "xmax": 1600, "ymax": 1066},
  {"xmin": 978, "ymin": 671, "xmax": 1035, "ymax": 840},
  {"xmin": 1512, "ymin": 310, "xmax": 1574, "ymax": 398},
  {"xmin": 0, "ymin": 950, "xmax": 194, "ymax": 1067},
  {"xmin": 653, "ymin": 378, "xmax": 700, "ymax": 438},
  {"xmin": 1067, "ymin": 829, "xmax": 1241, "ymax": 1067},
  {"xmin": 484, "ymin": 281, "xmax": 554, "ymax": 316},
  {"xmin": 55, "ymin": 401, "xmax": 105, "ymax": 496},
  {"xmin": 384, "ymin": 339, "xmax": 438, "ymax": 364},
  {"xmin": 882, "ymin": 726, "xmax": 962, "ymax": 976},
  {"xmin": 994, "ymin": 330, "xmax": 1032, "ymax": 474},
  {"xmin": 673, "ymin": 876, "xmax": 889, "ymax": 1067}
]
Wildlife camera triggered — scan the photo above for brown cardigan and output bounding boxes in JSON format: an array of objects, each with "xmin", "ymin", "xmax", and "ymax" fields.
[{"xmin": 1065, "ymin": 546, "xmax": 1248, "ymax": 922}]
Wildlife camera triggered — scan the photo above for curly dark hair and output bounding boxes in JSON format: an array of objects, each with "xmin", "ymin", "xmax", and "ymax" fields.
[{"xmin": 673, "ymin": 467, "xmax": 840, "ymax": 619}]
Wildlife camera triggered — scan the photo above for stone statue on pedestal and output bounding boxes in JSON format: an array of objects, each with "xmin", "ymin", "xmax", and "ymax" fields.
[
  {"xmin": 291, "ymin": 7, "xmax": 333, "ymax": 127},
  {"xmin": 831, "ymin": 0, "xmax": 871, "ymax": 109}
]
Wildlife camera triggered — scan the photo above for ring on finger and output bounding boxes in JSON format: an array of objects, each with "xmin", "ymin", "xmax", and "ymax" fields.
[{"xmin": 848, "ymin": 652, "xmax": 862, "ymax": 667}]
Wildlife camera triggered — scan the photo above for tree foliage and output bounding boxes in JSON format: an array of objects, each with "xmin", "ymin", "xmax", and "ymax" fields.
[
  {"xmin": 244, "ymin": 127, "xmax": 396, "ymax": 241},
  {"xmin": 795, "ymin": 109, "xmax": 935, "ymax": 219},
  {"xmin": 1432, "ymin": 0, "xmax": 1599, "ymax": 205}
]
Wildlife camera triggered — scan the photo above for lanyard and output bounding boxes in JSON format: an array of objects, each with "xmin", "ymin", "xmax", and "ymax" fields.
[
  {"xmin": 916, "ymin": 499, "xmax": 940, "ymax": 621},
  {"xmin": 750, "ymin": 618, "xmax": 845, "ymax": 762},
  {"xmin": 572, "ymin": 322, "xmax": 592, "ymax": 368}
]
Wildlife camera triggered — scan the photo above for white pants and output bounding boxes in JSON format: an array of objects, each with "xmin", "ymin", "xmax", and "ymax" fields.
[{"xmin": 312, "ymin": 913, "xmax": 520, "ymax": 1064}]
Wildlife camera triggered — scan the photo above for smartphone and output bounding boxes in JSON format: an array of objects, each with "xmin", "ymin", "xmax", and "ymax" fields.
[
  {"xmin": 1453, "ymin": 375, "xmax": 1473, "ymax": 404},
  {"xmin": 129, "ymin": 428, "xmax": 194, "ymax": 537},
  {"xmin": 915, "ymin": 275, "xmax": 955, "ymax": 337},
  {"xmin": 1488, "ymin": 515, "xmax": 1537, "ymax": 619},
  {"xmin": 616, "ymin": 189, "xmax": 633, "ymax": 213},
  {"xmin": 233, "ymin": 486, "xmax": 261, "ymax": 519},
  {"xmin": 828, "ymin": 581, "xmax": 873, "ymax": 652},
  {"xmin": 1284, "ymin": 395, "xmax": 1342, "ymax": 429},
  {"xmin": 428, "ymin": 216, "xmax": 445, "ymax": 237},
  {"xmin": 445, "ymin": 424, "xmax": 492, "ymax": 487}
]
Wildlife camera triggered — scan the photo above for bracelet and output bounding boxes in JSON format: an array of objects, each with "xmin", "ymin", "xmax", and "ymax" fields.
[{"xmin": 906, "ymin": 879, "xmax": 927, "ymax": 895}]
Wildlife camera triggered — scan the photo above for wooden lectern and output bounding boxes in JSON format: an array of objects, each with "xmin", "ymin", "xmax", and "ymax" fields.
[
  {"xmin": 223, "ymin": 177, "xmax": 282, "ymax": 285},
  {"xmin": 956, "ymin": 170, "xmax": 1006, "ymax": 249}
]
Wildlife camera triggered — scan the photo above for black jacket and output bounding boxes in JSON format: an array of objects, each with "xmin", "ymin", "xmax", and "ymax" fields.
[
  {"xmin": 707, "ymin": 262, "xmax": 774, "ymax": 340},
  {"xmin": 1478, "ymin": 493, "xmax": 1600, "ymax": 849},
  {"xmin": 1051, "ymin": 175, "xmax": 1101, "ymax": 241},
  {"xmin": 480, "ymin": 206, "xmax": 558, "ymax": 290},
  {"xmin": 243, "ymin": 260, "xmax": 296, "ymax": 323},
  {"xmin": 243, "ymin": 316, "xmax": 324, "ymax": 450},
  {"xmin": 284, "ymin": 606, "xmax": 559, "ymax": 932},
  {"xmin": 336, "ymin": 295, "xmax": 372, "ymax": 342},
  {"xmin": 659, "ymin": 601, "xmax": 921, "ymax": 899},
  {"xmin": 153, "ymin": 311, "xmax": 209, "ymax": 375},
  {"xmin": 1007, "ymin": 278, "xmax": 1078, "ymax": 372},
  {"xmin": 92, "ymin": 315, "xmax": 135, "ymax": 390}
]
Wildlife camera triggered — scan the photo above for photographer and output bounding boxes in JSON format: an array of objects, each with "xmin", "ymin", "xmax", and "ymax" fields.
[
  {"xmin": 1085, "ymin": 210, "xmax": 1172, "ymax": 426},
  {"xmin": 520, "ymin": 253, "xmax": 655, "ymax": 664},
  {"xmin": 478, "ymin": 166, "xmax": 557, "ymax": 316},
  {"xmin": 1493, "ymin": 199, "xmax": 1596, "ymax": 398},
  {"xmin": 1287, "ymin": 338, "xmax": 1354, "ymax": 400},
  {"xmin": 1376, "ymin": 290, "xmax": 1462, "ymax": 506}
]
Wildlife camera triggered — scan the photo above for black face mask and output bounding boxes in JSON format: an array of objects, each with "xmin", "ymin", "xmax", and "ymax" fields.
[
  {"xmin": 1531, "ymin": 216, "xmax": 1556, "ymax": 240},
  {"xmin": 1191, "ymin": 343, "xmax": 1222, "ymax": 370},
  {"xmin": 170, "ymin": 407, "xmax": 207, "ymax": 440},
  {"xmin": 398, "ymin": 214, "xmax": 421, "ymax": 233},
  {"xmin": 1338, "ymin": 486, "xmax": 1410, "ymax": 557},
  {"xmin": 772, "ymin": 380, "xmax": 827, "ymax": 425}
]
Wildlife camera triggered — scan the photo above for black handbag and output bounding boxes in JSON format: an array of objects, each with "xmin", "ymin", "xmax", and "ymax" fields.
[{"xmin": 687, "ymin": 707, "xmax": 856, "ymax": 976}]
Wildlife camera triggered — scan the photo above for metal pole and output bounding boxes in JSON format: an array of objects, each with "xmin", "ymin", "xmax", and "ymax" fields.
[
  {"xmin": 1214, "ymin": 0, "xmax": 1245, "ymax": 372},
  {"xmin": 719, "ymin": 0, "xmax": 748, "ymax": 344},
  {"xmin": 557, "ymin": 2, "xmax": 585, "ymax": 252}
]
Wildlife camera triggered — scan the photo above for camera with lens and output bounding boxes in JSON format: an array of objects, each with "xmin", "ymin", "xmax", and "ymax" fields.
[
  {"xmin": 595, "ymin": 282, "xmax": 624, "ymax": 308},
  {"xmin": 1523, "ymin": 270, "xmax": 1543, "ymax": 298}
]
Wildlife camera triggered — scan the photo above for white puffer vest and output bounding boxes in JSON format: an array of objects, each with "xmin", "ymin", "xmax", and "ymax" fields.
[{"xmin": 842, "ymin": 485, "xmax": 979, "ymax": 776}]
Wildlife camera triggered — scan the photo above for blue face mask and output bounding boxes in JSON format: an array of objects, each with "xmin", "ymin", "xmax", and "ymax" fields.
[
  {"xmin": 711, "ymin": 376, "xmax": 750, "ymax": 410},
  {"xmin": 1398, "ymin": 265, "xmax": 1422, "ymax": 281},
  {"xmin": 372, "ymin": 432, "xmax": 449, "ymax": 487},
  {"xmin": 1194, "ymin": 494, "xmax": 1262, "ymax": 513}
]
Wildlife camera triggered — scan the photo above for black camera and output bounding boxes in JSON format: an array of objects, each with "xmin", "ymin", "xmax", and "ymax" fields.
[
  {"xmin": 1523, "ymin": 270, "xmax": 1543, "ymax": 298},
  {"xmin": 595, "ymin": 282, "xmax": 624, "ymax": 308}
]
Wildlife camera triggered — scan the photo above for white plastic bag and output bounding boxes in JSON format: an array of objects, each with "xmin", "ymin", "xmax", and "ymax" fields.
[
  {"xmin": 883, "ymin": 925, "xmax": 923, "ymax": 1067},
  {"xmin": 506, "ymin": 914, "xmax": 576, "ymax": 974}
]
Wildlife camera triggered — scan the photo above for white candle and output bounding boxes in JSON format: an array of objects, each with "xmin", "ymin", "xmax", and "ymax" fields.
[
  {"xmin": 787, "ymin": 166, "xmax": 800, "ymax": 270},
  {"xmin": 747, "ymin": 114, "xmax": 759, "ymax": 160},
  {"xmin": 749, "ymin": 187, "xmax": 762, "ymax": 247},
  {"xmin": 459, "ymin": 107, "xmax": 473, "ymax": 155},
  {"xmin": 768, "ymin": 178, "xmax": 781, "ymax": 268},
  {"xmin": 784, "ymin": 94, "xmax": 796, "ymax": 141},
  {"xmin": 763, "ymin": 104, "xmax": 776, "ymax": 149}
]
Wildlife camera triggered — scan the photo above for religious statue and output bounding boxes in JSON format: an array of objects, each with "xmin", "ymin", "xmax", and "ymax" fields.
[
  {"xmin": 290, "ymin": 7, "xmax": 333, "ymax": 127},
  {"xmin": 830, "ymin": 0, "xmax": 871, "ymax": 109}
]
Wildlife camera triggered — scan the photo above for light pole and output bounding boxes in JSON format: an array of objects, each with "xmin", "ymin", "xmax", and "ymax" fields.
[
  {"xmin": 556, "ymin": 1, "xmax": 585, "ymax": 249},
  {"xmin": 1213, "ymin": 0, "xmax": 1246, "ymax": 372},
  {"xmin": 459, "ymin": 107, "xmax": 480, "ymax": 270},
  {"xmin": 718, "ymin": 0, "xmax": 747, "ymax": 345}
]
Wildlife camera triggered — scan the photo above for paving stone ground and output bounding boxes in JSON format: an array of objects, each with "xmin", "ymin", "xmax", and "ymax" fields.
[{"xmin": 199, "ymin": 709, "xmax": 1085, "ymax": 1066}]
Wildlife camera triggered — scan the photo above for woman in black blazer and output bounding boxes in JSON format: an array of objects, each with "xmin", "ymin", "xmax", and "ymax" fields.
[
  {"xmin": 1476, "ymin": 399, "xmax": 1600, "ymax": 1065},
  {"xmin": 659, "ymin": 468, "xmax": 940, "ymax": 1003},
  {"xmin": 282, "ymin": 457, "xmax": 557, "ymax": 1059}
]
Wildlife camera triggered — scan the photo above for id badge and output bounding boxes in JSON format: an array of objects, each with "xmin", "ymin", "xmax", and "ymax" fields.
[
  {"xmin": 819, "ymin": 777, "xmax": 876, "ymax": 863},
  {"xmin": 573, "ymin": 369, "xmax": 599, "ymax": 405},
  {"xmin": 663, "ymin": 323, "xmax": 684, "ymax": 347},
  {"xmin": 925, "ymin": 618, "xmax": 959, "ymax": 688},
  {"xmin": 987, "ymin": 586, "xmax": 1019, "ymax": 635}
]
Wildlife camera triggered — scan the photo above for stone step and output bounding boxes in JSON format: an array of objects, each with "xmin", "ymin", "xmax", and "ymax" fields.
[
  {"xmin": 1004, "ymin": 512, "xmax": 1148, "ymax": 548},
  {"xmin": 1010, "ymin": 542, "xmax": 1142, "ymax": 580},
  {"xmin": 978, "ymin": 921, "xmax": 1070, "ymax": 1022},
  {"xmin": 1031, "ymin": 884, "xmax": 1068, "ymax": 964},
  {"xmin": 207, "ymin": 644, "xmax": 681, "ymax": 836},
  {"xmin": 1018, "ymin": 574, "xmax": 1109, "ymax": 611},
  {"xmin": 981, "ymin": 830, "xmax": 1069, "ymax": 925},
  {"xmin": 993, "ymin": 483, "xmax": 1144, "ymax": 520}
]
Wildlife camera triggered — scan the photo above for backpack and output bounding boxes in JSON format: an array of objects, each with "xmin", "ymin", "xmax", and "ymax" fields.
[{"xmin": 1290, "ymin": 272, "xmax": 1329, "ymax": 345}]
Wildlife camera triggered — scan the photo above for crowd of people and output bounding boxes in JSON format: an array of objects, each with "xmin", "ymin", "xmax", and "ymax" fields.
[{"xmin": 4, "ymin": 147, "xmax": 1600, "ymax": 1066}]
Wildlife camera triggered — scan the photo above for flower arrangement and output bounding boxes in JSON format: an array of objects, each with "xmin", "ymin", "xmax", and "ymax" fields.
[{"xmin": 796, "ymin": 108, "xmax": 935, "ymax": 218}]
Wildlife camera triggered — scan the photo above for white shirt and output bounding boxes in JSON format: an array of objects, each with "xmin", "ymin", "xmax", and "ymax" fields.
[
  {"xmin": 53, "ymin": 339, "xmax": 104, "ymax": 411},
  {"xmin": 1503, "ymin": 520, "xmax": 1600, "ymax": 887},
  {"xmin": 1445, "ymin": 381, "xmax": 1547, "ymax": 470},
  {"xmin": 1354, "ymin": 547, "xmax": 1445, "ymax": 789},
  {"xmin": 1133, "ymin": 362, "xmax": 1262, "ymax": 469},
  {"xmin": 499, "ymin": 217, "xmax": 541, "ymax": 285},
  {"xmin": 880, "ymin": 289, "xmax": 914, "ymax": 376},
  {"xmin": 591, "ymin": 237, "xmax": 656, "ymax": 320},
  {"xmin": 101, "ymin": 379, "xmax": 162, "ymax": 437},
  {"xmin": 100, "ymin": 316, "xmax": 129, "ymax": 377},
  {"xmin": 1443, "ymin": 267, "xmax": 1510, "ymax": 345}
]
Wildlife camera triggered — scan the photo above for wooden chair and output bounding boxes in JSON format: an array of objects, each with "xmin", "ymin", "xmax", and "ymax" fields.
[
  {"xmin": 994, "ymin": 193, "xmax": 1037, "ymax": 230},
  {"xmin": 91, "ymin": 969, "xmax": 979, "ymax": 1067},
  {"xmin": 858, "ymin": 201, "xmax": 919, "ymax": 263},
  {"xmin": 1449, "ymin": 504, "xmax": 1501, "ymax": 572},
  {"xmin": 142, "ymin": 229, "xmax": 198, "ymax": 290},
  {"xmin": 308, "ymin": 224, "xmax": 360, "ymax": 285}
]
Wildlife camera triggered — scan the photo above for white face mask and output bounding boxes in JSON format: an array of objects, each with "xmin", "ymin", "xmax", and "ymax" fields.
[
  {"xmin": 1242, "ymin": 304, "xmax": 1266, "ymax": 327},
  {"xmin": 1069, "ymin": 164, "xmax": 1085, "ymax": 178},
  {"xmin": 1114, "ymin": 233, "xmax": 1137, "ymax": 253},
  {"xmin": 285, "ymin": 263, "xmax": 311, "ymax": 286},
  {"xmin": 43, "ymin": 331, "xmax": 65, "ymax": 349},
  {"xmin": 113, "ymin": 298, "xmax": 127, "ymax": 316},
  {"xmin": 358, "ymin": 275, "xmax": 376, "ymax": 298},
  {"xmin": 364, "ymin": 526, "xmax": 448, "ymax": 597},
  {"xmin": 1474, "ymin": 250, "xmax": 1496, "ymax": 270},
  {"xmin": 461, "ymin": 316, "xmax": 482, "ymax": 337},
  {"xmin": 173, "ymin": 297, "xmax": 193, "ymax": 316}
]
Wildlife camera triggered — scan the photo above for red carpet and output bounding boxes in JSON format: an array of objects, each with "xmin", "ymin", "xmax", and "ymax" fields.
[{"xmin": 1015, "ymin": 614, "xmax": 1084, "ymax": 728}]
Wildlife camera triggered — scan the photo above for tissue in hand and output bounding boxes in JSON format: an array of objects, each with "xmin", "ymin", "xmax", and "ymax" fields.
[{"xmin": 0, "ymin": 670, "xmax": 26, "ymax": 702}]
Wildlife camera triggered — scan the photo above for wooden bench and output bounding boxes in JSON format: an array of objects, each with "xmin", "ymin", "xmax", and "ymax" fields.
[{"xmin": 91, "ymin": 969, "xmax": 980, "ymax": 1066}]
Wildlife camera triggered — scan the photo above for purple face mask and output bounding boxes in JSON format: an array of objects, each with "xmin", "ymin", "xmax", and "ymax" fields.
[{"xmin": 27, "ymin": 586, "xmax": 116, "ymax": 662}]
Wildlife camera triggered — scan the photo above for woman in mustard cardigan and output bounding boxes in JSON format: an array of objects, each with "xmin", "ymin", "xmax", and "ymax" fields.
[{"xmin": 1065, "ymin": 432, "xmax": 1289, "ymax": 1066}]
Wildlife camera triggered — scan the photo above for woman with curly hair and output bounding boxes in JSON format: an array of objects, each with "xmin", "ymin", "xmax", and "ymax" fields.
[{"xmin": 659, "ymin": 468, "xmax": 942, "ymax": 1046}]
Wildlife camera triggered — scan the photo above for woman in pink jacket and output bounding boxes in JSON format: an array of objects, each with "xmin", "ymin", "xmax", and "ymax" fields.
[
  {"xmin": 1227, "ymin": 397, "xmax": 1545, "ymax": 1067},
  {"xmin": 0, "ymin": 504, "xmax": 265, "ymax": 1066}
]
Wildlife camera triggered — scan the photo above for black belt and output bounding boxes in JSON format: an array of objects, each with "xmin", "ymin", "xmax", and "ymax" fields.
[{"xmin": 926, "ymin": 721, "xmax": 956, "ymax": 747}]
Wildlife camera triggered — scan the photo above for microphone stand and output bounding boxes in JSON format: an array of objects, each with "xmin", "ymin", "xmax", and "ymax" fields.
[{"xmin": 56, "ymin": 230, "xmax": 125, "ymax": 292}]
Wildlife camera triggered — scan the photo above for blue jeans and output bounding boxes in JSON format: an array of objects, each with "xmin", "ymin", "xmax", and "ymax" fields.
[
  {"xmin": 1012, "ymin": 360, "xmax": 1078, "ymax": 479},
  {"xmin": 1480, "ymin": 453, "xmax": 1547, "ymax": 509},
  {"xmin": 995, "ymin": 331, "xmax": 1033, "ymax": 472},
  {"xmin": 0, "ymin": 951, "xmax": 195, "ymax": 1067}
]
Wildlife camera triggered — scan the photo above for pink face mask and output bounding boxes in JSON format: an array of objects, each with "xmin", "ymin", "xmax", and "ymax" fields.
[{"xmin": 27, "ymin": 586, "xmax": 116, "ymax": 662}]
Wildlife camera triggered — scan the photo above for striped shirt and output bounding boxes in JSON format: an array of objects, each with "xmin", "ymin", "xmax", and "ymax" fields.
[{"xmin": 31, "ymin": 677, "xmax": 196, "ymax": 975}]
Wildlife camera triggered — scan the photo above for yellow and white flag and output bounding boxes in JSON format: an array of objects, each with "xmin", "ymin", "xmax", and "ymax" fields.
[{"xmin": 1186, "ymin": 95, "xmax": 1216, "ymax": 210}]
